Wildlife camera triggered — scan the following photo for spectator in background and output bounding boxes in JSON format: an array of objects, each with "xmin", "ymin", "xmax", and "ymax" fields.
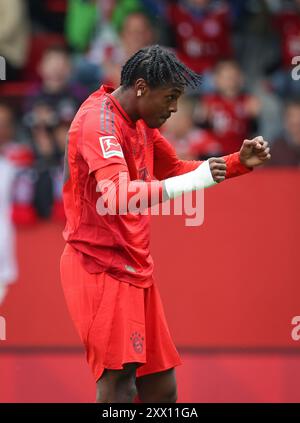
[
  {"xmin": 0, "ymin": 0, "xmax": 30, "ymax": 80},
  {"xmin": 275, "ymin": 0, "xmax": 300, "ymax": 67},
  {"xmin": 71, "ymin": 2, "xmax": 157, "ymax": 89},
  {"xmin": 0, "ymin": 106, "xmax": 18, "ymax": 305},
  {"xmin": 271, "ymin": 0, "xmax": 300, "ymax": 97},
  {"xmin": 23, "ymin": 99, "xmax": 68, "ymax": 220},
  {"xmin": 25, "ymin": 45, "xmax": 84, "ymax": 118},
  {"xmin": 167, "ymin": 0, "xmax": 232, "ymax": 92},
  {"xmin": 0, "ymin": 103, "xmax": 36, "ymax": 225},
  {"xmin": 195, "ymin": 60, "xmax": 261, "ymax": 154},
  {"xmin": 110, "ymin": 0, "xmax": 169, "ymax": 44},
  {"xmin": 0, "ymin": 157, "xmax": 17, "ymax": 305},
  {"xmin": 85, "ymin": 10, "xmax": 155, "ymax": 88},
  {"xmin": 161, "ymin": 96, "xmax": 221, "ymax": 159},
  {"xmin": 230, "ymin": 0, "xmax": 279, "ymax": 86},
  {"xmin": 268, "ymin": 100, "xmax": 300, "ymax": 166},
  {"xmin": 101, "ymin": 11, "xmax": 155, "ymax": 87},
  {"xmin": 23, "ymin": 100, "xmax": 67, "ymax": 220},
  {"xmin": 23, "ymin": 46, "xmax": 79, "ymax": 220},
  {"xmin": 66, "ymin": 0, "xmax": 159, "ymax": 55}
]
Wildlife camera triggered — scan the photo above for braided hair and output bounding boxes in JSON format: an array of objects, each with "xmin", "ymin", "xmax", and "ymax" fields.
[{"xmin": 120, "ymin": 45, "xmax": 202, "ymax": 89}]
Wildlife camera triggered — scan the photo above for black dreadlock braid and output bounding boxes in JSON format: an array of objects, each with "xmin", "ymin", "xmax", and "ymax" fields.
[{"xmin": 120, "ymin": 45, "xmax": 202, "ymax": 89}]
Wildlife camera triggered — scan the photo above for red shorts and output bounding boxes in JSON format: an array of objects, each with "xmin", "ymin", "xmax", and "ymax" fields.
[{"xmin": 60, "ymin": 244, "xmax": 182, "ymax": 381}]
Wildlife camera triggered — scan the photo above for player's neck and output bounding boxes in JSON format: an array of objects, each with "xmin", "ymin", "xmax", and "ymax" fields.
[{"xmin": 111, "ymin": 87, "xmax": 139, "ymax": 123}]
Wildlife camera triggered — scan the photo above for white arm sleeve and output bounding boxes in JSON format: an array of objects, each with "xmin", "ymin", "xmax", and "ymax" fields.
[{"xmin": 163, "ymin": 160, "xmax": 216, "ymax": 200}]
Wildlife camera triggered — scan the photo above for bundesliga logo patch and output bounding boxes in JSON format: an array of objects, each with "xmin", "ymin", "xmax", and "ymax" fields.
[{"xmin": 99, "ymin": 136, "xmax": 124, "ymax": 159}]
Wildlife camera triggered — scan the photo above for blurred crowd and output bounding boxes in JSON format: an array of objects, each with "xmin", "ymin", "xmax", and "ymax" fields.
[{"xmin": 1, "ymin": 0, "xmax": 300, "ymax": 301}]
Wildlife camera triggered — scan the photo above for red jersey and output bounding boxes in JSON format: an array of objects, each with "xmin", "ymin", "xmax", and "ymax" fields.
[
  {"xmin": 273, "ymin": 10, "xmax": 300, "ymax": 69},
  {"xmin": 168, "ymin": 2, "xmax": 232, "ymax": 73},
  {"xmin": 63, "ymin": 85, "xmax": 250, "ymax": 287},
  {"xmin": 202, "ymin": 93, "xmax": 253, "ymax": 154}
]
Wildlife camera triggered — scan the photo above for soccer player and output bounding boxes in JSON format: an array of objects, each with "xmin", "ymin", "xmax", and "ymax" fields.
[{"xmin": 60, "ymin": 45, "xmax": 271, "ymax": 403}]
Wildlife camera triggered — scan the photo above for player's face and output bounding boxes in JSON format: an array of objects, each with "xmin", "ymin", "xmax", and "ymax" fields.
[{"xmin": 138, "ymin": 85, "xmax": 184, "ymax": 128}]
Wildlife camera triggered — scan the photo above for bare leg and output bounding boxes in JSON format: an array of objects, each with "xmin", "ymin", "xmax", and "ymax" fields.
[
  {"xmin": 96, "ymin": 363, "xmax": 138, "ymax": 403},
  {"xmin": 136, "ymin": 368, "xmax": 178, "ymax": 403}
]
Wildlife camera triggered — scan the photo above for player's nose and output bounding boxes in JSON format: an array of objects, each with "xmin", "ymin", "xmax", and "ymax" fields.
[
  {"xmin": 169, "ymin": 100, "xmax": 178, "ymax": 113},
  {"xmin": 168, "ymin": 107, "xmax": 176, "ymax": 115}
]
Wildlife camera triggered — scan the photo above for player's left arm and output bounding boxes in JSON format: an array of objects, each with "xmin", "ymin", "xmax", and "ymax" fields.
[{"xmin": 153, "ymin": 131, "xmax": 271, "ymax": 181}]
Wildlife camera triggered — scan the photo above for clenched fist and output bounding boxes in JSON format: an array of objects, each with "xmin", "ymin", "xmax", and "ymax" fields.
[
  {"xmin": 208, "ymin": 157, "xmax": 227, "ymax": 183},
  {"xmin": 239, "ymin": 136, "xmax": 271, "ymax": 168}
]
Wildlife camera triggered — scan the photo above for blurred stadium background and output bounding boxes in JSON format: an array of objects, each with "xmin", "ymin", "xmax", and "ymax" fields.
[{"xmin": 0, "ymin": 0, "xmax": 300, "ymax": 402}]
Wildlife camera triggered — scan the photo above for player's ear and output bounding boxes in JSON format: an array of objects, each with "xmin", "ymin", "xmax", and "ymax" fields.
[{"xmin": 135, "ymin": 79, "xmax": 148, "ymax": 97}]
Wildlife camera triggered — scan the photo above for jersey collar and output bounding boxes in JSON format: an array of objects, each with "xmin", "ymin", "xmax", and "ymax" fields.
[{"xmin": 100, "ymin": 85, "xmax": 135, "ymax": 127}]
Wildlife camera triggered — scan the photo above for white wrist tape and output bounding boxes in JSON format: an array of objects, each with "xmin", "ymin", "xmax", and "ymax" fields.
[{"xmin": 163, "ymin": 160, "xmax": 216, "ymax": 199}]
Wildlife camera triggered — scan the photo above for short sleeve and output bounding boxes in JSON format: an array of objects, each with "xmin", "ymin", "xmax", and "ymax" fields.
[{"xmin": 78, "ymin": 108, "xmax": 128, "ymax": 175}]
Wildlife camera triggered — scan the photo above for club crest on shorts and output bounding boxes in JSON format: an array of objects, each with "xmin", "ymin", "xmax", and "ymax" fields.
[
  {"xmin": 130, "ymin": 332, "xmax": 144, "ymax": 354},
  {"xmin": 99, "ymin": 136, "xmax": 124, "ymax": 159}
]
